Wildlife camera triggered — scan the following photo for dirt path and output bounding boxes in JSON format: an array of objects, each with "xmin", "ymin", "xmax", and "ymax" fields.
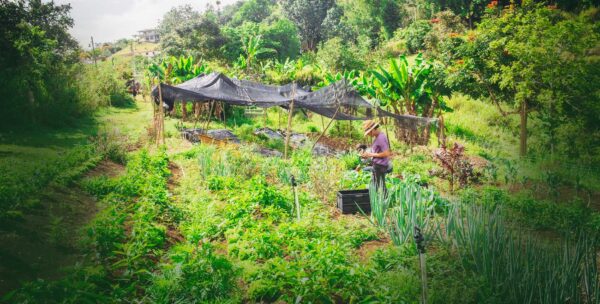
[{"xmin": 0, "ymin": 160, "xmax": 125, "ymax": 295}]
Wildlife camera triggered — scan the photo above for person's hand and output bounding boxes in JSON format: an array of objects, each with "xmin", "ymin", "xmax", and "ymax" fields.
[{"xmin": 360, "ymin": 151, "xmax": 371, "ymax": 158}]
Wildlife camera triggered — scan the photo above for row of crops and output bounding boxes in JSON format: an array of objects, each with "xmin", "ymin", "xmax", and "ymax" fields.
[{"xmin": 4, "ymin": 144, "xmax": 599, "ymax": 303}]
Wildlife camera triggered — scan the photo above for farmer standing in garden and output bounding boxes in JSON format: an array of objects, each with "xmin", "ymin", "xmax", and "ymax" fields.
[{"xmin": 361, "ymin": 120, "xmax": 391, "ymax": 194}]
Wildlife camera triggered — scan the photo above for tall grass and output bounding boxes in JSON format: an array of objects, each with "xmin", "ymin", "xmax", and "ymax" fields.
[
  {"xmin": 440, "ymin": 204, "xmax": 599, "ymax": 303},
  {"xmin": 370, "ymin": 179, "xmax": 599, "ymax": 302}
]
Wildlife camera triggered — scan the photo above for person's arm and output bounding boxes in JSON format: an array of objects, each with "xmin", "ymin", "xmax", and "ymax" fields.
[{"xmin": 362, "ymin": 150, "xmax": 391, "ymax": 158}]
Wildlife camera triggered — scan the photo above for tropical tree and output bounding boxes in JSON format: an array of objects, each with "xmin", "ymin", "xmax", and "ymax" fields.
[
  {"xmin": 0, "ymin": 0, "xmax": 86, "ymax": 128},
  {"xmin": 442, "ymin": 3, "xmax": 600, "ymax": 157},
  {"xmin": 281, "ymin": 0, "xmax": 335, "ymax": 51},
  {"xmin": 228, "ymin": 0, "xmax": 273, "ymax": 26},
  {"xmin": 159, "ymin": 7, "xmax": 228, "ymax": 59}
]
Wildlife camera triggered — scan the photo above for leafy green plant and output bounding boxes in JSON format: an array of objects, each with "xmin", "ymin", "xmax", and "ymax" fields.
[
  {"xmin": 147, "ymin": 243, "xmax": 237, "ymax": 303},
  {"xmin": 339, "ymin": 152, "xmax": 361, "ymax": 170},
  {"xmin": 339, "ymin": 170, "xmax": 371, "ymax": 190}
]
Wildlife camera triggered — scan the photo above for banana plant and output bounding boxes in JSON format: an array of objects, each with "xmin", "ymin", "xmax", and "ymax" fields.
[
  {"xmin": 169, "ymin": 55, "xmax": 210, "ymax": 85},
  {"xmin": 146, "ymin": 56, "xmax": 210, "ymax": 85},
  {"xmin": 241, "ymin": 35, "xmax": 276, "ymax": 73},
  {"xmin": 316, "ymin": 70, "xmax": 359, "ymax": 88},
  {"xmin": 369, "ymin": 54, "xmax": 433, "ymax": 116}
]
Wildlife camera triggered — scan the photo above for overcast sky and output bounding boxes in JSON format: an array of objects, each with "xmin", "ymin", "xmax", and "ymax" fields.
[{"xmin": 52, "ymin": 0, "xmax": 238, "ymax": 47}]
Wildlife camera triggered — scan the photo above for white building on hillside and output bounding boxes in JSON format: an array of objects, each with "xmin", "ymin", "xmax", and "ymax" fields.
[{"xmin": 136, "ymin": 29, "xmax": 159, "ymax": 43}]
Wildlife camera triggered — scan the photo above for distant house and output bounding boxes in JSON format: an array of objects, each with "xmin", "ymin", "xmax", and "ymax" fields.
[{"xmin": 136, "ymin": 29, "xmax": 159, "ymax": 43}]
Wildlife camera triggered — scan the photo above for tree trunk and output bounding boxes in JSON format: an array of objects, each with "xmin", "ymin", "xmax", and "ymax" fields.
[
  {"xmin": 182, "ymin": 101, "xmax": 188, "ymax": 120},
  {"xmin": 28, "ymin": 89, "xmax": 36, "ymax": 124},
  {"xmin": 519, "ymin": 101, "xmax": 528, "ymax": 157}
]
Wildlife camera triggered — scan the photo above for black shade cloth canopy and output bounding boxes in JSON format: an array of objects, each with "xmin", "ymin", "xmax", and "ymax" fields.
[{"xmin": 152, "ymin": 72, "xmax": 437, "ymax": 128}]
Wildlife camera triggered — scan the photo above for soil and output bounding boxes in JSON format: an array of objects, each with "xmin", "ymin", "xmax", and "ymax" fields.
[
  {"xmin": 84, "ymin": 159, "xmax": 125, "ymax": 178},
  {"xmin": 0, "ymin": 184, "xmax": 98, "ymax": 295},
  {"xmin": 167, "ymin": 161, "xmax": 182, "ymax": 192},
  {"xmin": 356, "ymin": 238, "xmax": 391, "ymax": 262},
  {"xmin": 308, "ymin": 134, "xmax": 359, "ymax": 153},
  {"xmin": 0, "ymin": 159, "xmax": 126, "ymax": 295}
]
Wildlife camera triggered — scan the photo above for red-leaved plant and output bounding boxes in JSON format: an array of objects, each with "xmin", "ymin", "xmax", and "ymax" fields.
[{"xmin": 432, "ymin": 143, "xmax": 480, "ymax": 191}]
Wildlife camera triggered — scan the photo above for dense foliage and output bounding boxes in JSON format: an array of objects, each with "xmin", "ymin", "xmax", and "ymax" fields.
[
  {"xmin": 3, "ymin": 0, "xmax": 600, "ymax": 302},
  {"xmin": 440, "ymin": 3, "xmax": 600, "ymax": 160},
  {"xmin": 0, "ymin": 0, "xmax": 134, "ymax": 129}
]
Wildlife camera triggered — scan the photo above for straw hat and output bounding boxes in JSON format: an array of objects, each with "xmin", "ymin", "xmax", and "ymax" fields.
[{"xmin": 362, "ymin": 120, "xmax": 379, "ymax": 136}]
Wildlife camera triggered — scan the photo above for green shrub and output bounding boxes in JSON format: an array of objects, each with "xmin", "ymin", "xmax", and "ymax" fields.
[
  {"xmin": 148, "ymin": 243, "xmax": 237, "ymax": 303},
  {"xmin": 84, "ymin": 205, "xmax": 127, "ymax": 259},
  {"xmin": 207, "ymin": 176, "xmax": 237, "ymax": 191},
  {"xmin": 316, "ymin": 37, "xmax": 366, "ymax": 72},
  {"xmin": 81, "ymin": 176, "xmax": 119, "ymax": 198},
  {"xmin": 226, "ymin": 222, "xmax": 285, "ymax": 260},
  {"xmin": 247, "ymin": 241, "xmax": 373, "ymax": 302},
  {"xmin": 402, "ymin": 20, "xmax": 432, "ymax": 53}
]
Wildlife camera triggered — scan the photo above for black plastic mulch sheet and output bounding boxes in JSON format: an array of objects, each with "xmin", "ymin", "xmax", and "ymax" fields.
[{"xmin": 152, "ymin": 72, "xmax": 437, "ymax": 127}]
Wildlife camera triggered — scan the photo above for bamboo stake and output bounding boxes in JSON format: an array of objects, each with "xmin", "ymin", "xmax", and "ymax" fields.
[
  {"xmin": 311, "ymin": 106, "xmax": 341, "ymax": 152},
  {"xmin": 284, "ymin": 86, "xmax": 296, "ymax": 159},
  {"xmin": 222, "ymin": 102, "xmax": 226, "ymax": 126},
  {"xmin": 311, "ymin": 84, "xmax": 341, "ymax": 151},
  {"xmin": 278, "ymin": 106, "xmax": 282, "ymax": 130},
  {"xmin": 263, "ymin": 107, "xmax": 267, "ymax": 128},
  {"xmin": 157, "ymin": 82, "xmax": 165, "ymax": 146},
  {"xmin": 204, "ymin": 101, "xmax": 215, "ymax": 131}
]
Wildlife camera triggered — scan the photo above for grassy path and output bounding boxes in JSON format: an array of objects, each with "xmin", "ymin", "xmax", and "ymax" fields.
[{"xmin": 0, "ymin": 101, "xmax": 151, "ymax": 294}]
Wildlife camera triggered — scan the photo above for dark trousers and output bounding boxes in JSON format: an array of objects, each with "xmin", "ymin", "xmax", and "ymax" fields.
[{"xmin": 372, "ymin": 163, "xmax": 388, "ymax": 196}]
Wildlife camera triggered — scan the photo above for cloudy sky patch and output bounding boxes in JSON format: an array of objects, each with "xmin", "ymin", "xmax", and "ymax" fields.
[{"xmin": 52, "ymin": 0, "xmax": 237, "ymax": 47}]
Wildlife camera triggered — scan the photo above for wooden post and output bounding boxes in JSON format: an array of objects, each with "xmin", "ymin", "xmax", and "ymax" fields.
[
  {"xmin": 278, "ymin": 106, "xmax": 282, "ymax": 130},
  {"xmin": 157, "ymin": 82, "xmax": 165, "ymax": 146},
  {"xmin": 204, "ymin": 101, "xmax": 215, "ymax": 131},
  {"xmin": 90, "ymin": 36, "xmax": 97, "ymax": 68},
  {"xmin": 284, "ymin": 85, "xmax": 296, "ymax": 159},
  {"xmin": 519, "ymin": 101, "xmax": 528, "ymax": 157},
  {"xmin": 263, "ymin": 107, "xmax": 267, "ymax": 128},
  {"xmin": 284, "ymin": 101, "xmax": 295, "ymax": 159},
  {"xmin": 222, "ymin": 102, "xmax": 227, "ymax": 126},
  {"xmin": 311, "ymin": 86, "xmax": 341, "ymax": 151}
]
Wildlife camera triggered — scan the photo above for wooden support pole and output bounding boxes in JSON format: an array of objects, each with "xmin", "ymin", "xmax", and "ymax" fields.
[
  {"xmin": 222, "ymin": 102, "xmax": 227, "ymax": 127},
  {"xmin": 311, "ymin": 85, "xmax": 341, "ymax": 152},
  {"xmin": 278, "ymin": 106, "xmax": 282, "ymax": 130},
  {"xmin": 311, "ymin": 106, "xmax": 340, "ymax": 152},
  {"xmin": 284, "ymin": 100, "xmax": 295, "ymax": 159},
  {"xmin": 263, "ymin": 107, "xmax": 267, "ymax": 128},
  {"xmin": 157, "ymin": 82, "xmax": 165, "ymax": 146},
  {"xmin": 204, "ymin": 101, "xmax": 215, "ymax": 131}
]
